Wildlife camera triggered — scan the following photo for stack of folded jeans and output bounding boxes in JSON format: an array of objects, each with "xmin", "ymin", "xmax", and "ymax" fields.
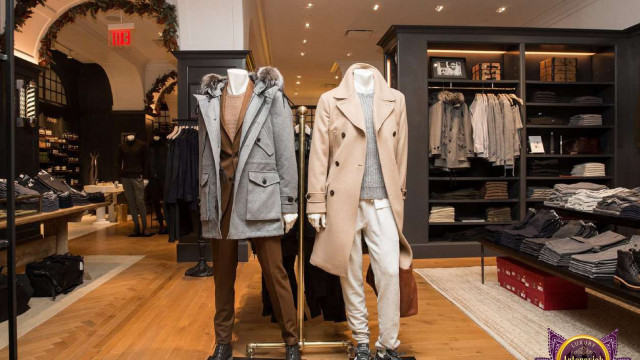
[
  {"xmin": 531, "ymin": 90, "xmax": 557, "ymax": 103},
  {"xmin": 16, "ymin": 174, "xmax": 59, "ymax": 212},
  {"xmin": 486, "ymin": 208, "xmax": 538, "ymax": 243},
  {"xmin": 528, "ymin": 116, "xmax": 567, "ymax": 126},
  {"xmin": 594, "ymin": 188, "xmax": 640, "ymax": 216},
  {"xmin": 529, "ymin": 159, "xmax": 560, "ymax": 177},
  {"xmin": 520, "ymin": 220, "xmax": 598, "ymax": 257},
  {"xmin": 429, "ymin": 206, "xmax": 455, "ymax": 223},
  {"xmin": 88, "ymin": 192, "xmax": 106, "ymax": 203},
  {"xmin": 569, "ymin": 235, "xmax": 640, "ymax": 279},
  {"xmin": 570, "ymin": 96, "xmax": 603, "ymax": 105},
  {"xmin": 486, "ymin": 207, "xmax": 512, "ymax": 222},
  {"xmin": 431, "ymin": 188, "xmax": 481, "ymax": 200},
  {"xmin": 565, "ymin": 187, "xmax": 627, "ymax": 212},
  {"xmin": 569, "ymin": 114, "xmax": 602, "ymax": 126},
  {"xmin": 35, "ymin": 170, "xmax": 90, "ymax": 206},
  {"xmin": 570, "ymin": 162, "xmax": 606, "ymax": 177},
  {"xmin": 0, "ymin": 179, "xmax": 42, "ymax": 211},
  {"xmin": 527, "ymin": 186, "xmax": 553, "ymax": 200},
  {"xmin": 58, "ymin": 192, "xmax": 73, "ymax": 209},
  {"xmin": 539, "ymin": 231, "xmax": 628, "ymax": 267},
  {"xmin": 496, "ymin": 209, "xmax": 562, "ymax": 250},
  {"xmin": 544, "ymin": 182, "xmax": 609, "ymax": 208},
  {"xmin": 619, "ymin": 203, "xmax": 640, "ymax": 220},
  {"xmin": 444, "ymin": 227, "xmax": 488, "ymax": 242},
  {"xmin": 483, "ymin": 182, "xmax": 509, "ymax": 199}
]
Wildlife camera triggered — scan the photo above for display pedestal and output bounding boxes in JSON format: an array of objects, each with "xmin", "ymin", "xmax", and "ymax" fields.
[{"xmin": 93, "ymin": 207, "xmax": 109, "ymax": 224}]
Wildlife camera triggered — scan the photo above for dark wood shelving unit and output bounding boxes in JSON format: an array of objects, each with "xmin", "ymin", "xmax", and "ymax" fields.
[
  {"xmin": 526, "ymin": 125, "xmax": 614, "ymax": 129},
  {"xmin": 428, "ymin": 176, "xmax": 519, "ymax": 181},
  {"xmin": 526, "ymin": 80, "xmax": 615, "ymax": 86},
  {"xmin": 429, "ymin": 221, "xmax": 517, "ymax": 226},
  {"xmin": 527, "ymin": 102, "xmax": 614, "ymax": 107},
  {"xmin": 526, "ymin": 176, "xmax": 612, "ymax": 180},
  {"xmin": 429, "ymin": 199, "xmax": 518, "ymax": 204},
  {"xmin": 526, "ymin": 154, "xmax": 613, "ymax": 158}
]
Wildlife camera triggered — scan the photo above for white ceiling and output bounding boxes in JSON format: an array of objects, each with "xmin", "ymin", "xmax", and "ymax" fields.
[{"xmin": 262, "ymin": 0, "xmax": 640, "ymax": 105}]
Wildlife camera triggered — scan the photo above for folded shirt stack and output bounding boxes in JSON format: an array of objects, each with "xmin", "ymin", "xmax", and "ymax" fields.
[
  {"xmin": 528, "ymin": 116, "xmax": 567, "ymax": 126},
  {"xmin": 429, "ymin": 206, "xmax": 455, "ymax": 223},
  {"xmin": 569, "ymin": 235, "xmax": 640, "ymax": 279},
  {"xmin": 486, "ymin": 208, "xmax": 538, "ymax": 243},
  {"xmin": 486, "ymin": 207, "xmax": 512, "ymax": 222},
  {"xmin": 570, "ymin": 96, "xmax": 604, "ymax": 105},
  {"xmin": 619, "ymin": 203, "xmax": 640, "ymax": 220},
  {"xmin": 565, "ymin": 187, "xmax": 627, "ymax": 212},
  {"xmin": 531, "ymin": 90, "xmax": 557, "ymax": 103},
  {"xmin": 570, "ymin": 162, "xmax": 606, "ymax": 177},
  {"xmin": 529, "ymin": 159, "xmax": 560, "ymax": 177},
  {"xmin": 594, "ymin": 188, "xmax": 640, "ymax": 216},
  {"xmin": 520, "ymin": 220, "xmax": 598, "ymax": 257},
  {"xmin": 16, "ymin": 174, "xmax": 59, "ymax": 212},
  {"xmin": 544, "ymin": 182, "xmax": 609, "ymax": 208},
  {"xmin": 482, "ymin": 182, "xmax": 509, "ymax": 199},
  {"xmin": 431, "ymin": 188, "xmax": 482, "ymax": 200},
  {"xmin": 539, "ymin": 231, "xmax": 628, "ymax": 267},
  {"xmin": 0, "ymin": 179, "xmax": 42, "ymax": 212},
  {"xmin": 569, "ymin": 114, "xmax": 603, "ymax": 126},
  {"xmin": 527, "ymin": 186, "xmax": 553, "ymax": 200},
  {"xmin": 35, "ymin": 170, "xmax": 90, "ymax": 206},
  {"xmin": 497, "ymin": 209, "xmax": 562, "ymax": 250}
]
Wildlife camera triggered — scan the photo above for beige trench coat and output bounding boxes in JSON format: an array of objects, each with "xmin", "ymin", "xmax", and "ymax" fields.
[{"xmin": 306, "ymin": 63, "xmax": 413, "ymax": 277}]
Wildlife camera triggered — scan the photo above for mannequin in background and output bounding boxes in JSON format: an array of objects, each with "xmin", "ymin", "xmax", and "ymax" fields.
[
  {"xmin": 195, "ymin": 67, "xmax": 301, "ymax": 360},
  {"xmin": 117, "ymin": 134, "xmax": 153, "ymax": 237},
  {"xmin": 148, "ymin": 134, "xmax": 167, "ymax": 234},
  {"xmin": 306, "ymin": 63, "xmax": 412, "ymax": 360}
]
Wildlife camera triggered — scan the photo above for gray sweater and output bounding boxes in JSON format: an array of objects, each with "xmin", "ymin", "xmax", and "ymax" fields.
[{"xmin": 359, "ymin": 92, "xmax": 388, "ymax": 199}]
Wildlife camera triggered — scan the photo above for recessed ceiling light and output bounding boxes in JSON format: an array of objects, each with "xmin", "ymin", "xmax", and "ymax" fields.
[
  {"xmin": 496, "ymin": 6, "xmax": 506, "ymax": 13},
  {"xmin": 347, "ymin": 52, "xmax": 352, "ymax": 57},
  {"xmin": 302, "ymin": 39, "xmax": 307, "ymax": 44},
  {"xmin": 306, "ymin": 3, "xmax": 313, "ymax": 8},
  {"xmin": 296, "ymin": 75, "xmax": 302, "ymax": 79},
  {"xmin": 435, "ymin": 5, "xmax": 444, "ymax": 12},
  {"xmin": 372, "ymin": 4, "xmax": 380, "ymax": 11},
  {"xmin": 294, "ymin": 92, "xmax": 299, "ymax": 95},
  {"xmin": 300, "ymin": 52, "xmax": 305, "ymax": 56},
  {"xmin": 296, "ymin": 81, "xmax": 301, "ymax": 85},
  {"xmin": 157, "ymin": 31, "xmax": 163, "ymax": 36},
  {"xmin": 335, "ymin": 75, "xmax": 339, "ymax": 79},
  {"xmin": 305, "ymin": 22, "xmax": 310, "ymax": 28}
]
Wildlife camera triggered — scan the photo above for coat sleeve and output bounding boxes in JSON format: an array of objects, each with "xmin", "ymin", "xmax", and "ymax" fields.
[
  {"xmin": 463, "ymin": 104, "xmax": 474, "ymax": 158},
  {"xmin": 428, "ymin": 102, "xmax": 442, "ymax": 156},
  {"xmin": 396, "ymin": 93, "xmax": 408, "ymax": 200},
  {"xmin": 270, "ymin": 91, "xmax": 299, "ymax": 214},
  {"xmin": 306, "ymin": 93, "xmax": 330, "ymax": 214}
]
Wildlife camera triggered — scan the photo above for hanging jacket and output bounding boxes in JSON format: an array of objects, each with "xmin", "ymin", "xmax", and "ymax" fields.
[{"xmin": 428, "ymin": 91, "xmax": 474, "ymax": 169}]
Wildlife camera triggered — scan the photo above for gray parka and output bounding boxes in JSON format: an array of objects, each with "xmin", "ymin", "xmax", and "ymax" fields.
[
  {"xmin": 428, "ymin": 91, "xmax": 474, "ymax": 169},
  {"xmin": 194, "ymin": 67, "xmax": 298, "ymax": 240}
]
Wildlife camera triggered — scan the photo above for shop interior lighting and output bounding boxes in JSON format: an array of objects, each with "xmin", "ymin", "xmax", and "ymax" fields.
[
  {"xmin": 297, "ymin": 75, "xmax": 302, "ymax": 78},
  {"xmin": 296, "ymin": 81, "xmax": 301, "ymax": 85},
  {"xmin": 347, "ymin": 52, "xmax": 352, "ymax": 57},
  {"xmin": 428, "ymin": 49, "xmax": 507, "ymax": 54},
  {"xmin": 526, "ymin": 51, "xmax": 596, "ymax": 56},
  {"xmin": 294, "ymin": 92, "xmax": 299, "ymax": 95},
  {"xmin": 300, "ymin": 52, "xmax": 305, "ymax": 56},
  {"xmin": 427, "ymin": 49, "xmax": 597, "ymax": 56},
  {"xmin": 496, "ymin": 6, "xmax": 506, "ymax": 13},
  {"xmin": 302, "ymin": 39, "xmax": 307, "ymax": 44},
  {"xmin": 306, "ymin": 3, "xmax": 313, "ymax": 8},
  {"xmin": 305, "ymin": 22, "xmax": 311, "ymax": 28},
  {"xmin": 435, "ymin": 5, "xmax": 444, "ymax": 12},
  {"xmin": 373, "ymin": 4, "xmax": 380, "ymax": 11},
  {"xmin": 335, "ymin": 75, "xmax": 339, "ymax": 79}
]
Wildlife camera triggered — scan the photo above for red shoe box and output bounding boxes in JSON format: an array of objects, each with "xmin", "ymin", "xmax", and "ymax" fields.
[{"xmin": 496, "ymin": 257, "xmax": 587, "ymax": 310}]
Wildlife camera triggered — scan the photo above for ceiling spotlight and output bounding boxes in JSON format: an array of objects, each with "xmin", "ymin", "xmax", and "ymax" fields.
[
  {"xmin": 296, "ymin": 81, "xmax": 301, "ymax": 85},
  {"xmin": 335, "ymin": 75, "xmax": 339, "ymax": 79},
  {"xmin": 306, "ymin": 3, "xmax": 313, "ymax": 8},
  {"xmin": 305, "ymin": 22, "xmax": 310, "ymax": 28},
  {"xmin": 496, "ymin": 6, "xmax": 506, "ymax": 13},
  {"xmin": 373, "ymin": 4, "xmax": 380, "ymax": 11},
  {"xmin": 294, "ymin": 92, "xmax": 299, "ymax": 96},
  {"xmin": 435, "ymin": 5, "xmax": 444, "ymax": 12},
  {"xmin": 157, "ymin": 31, "xmax": 163, "ymax": 36},
  {"xmin": 347, "ymin": 52, "xmax": 352, "ymax": 57},
  {"xmin": 302, "ymin": 39, "xmax": 307, "ymax": 44},
  {"xmin": 300, "ymin": 52, "xmax": 305, "ymax": 56},
  {"xmin": 296, "ymin": 75, "xmax": 302, "ymax": 79}
]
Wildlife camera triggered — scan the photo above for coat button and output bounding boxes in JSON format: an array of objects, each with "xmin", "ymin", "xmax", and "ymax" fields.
[
  {"xmin": 233, "ymin": 152, "xmax": 239, "ymax": 158},
  {"xmin": 287, "ymin": 196, "xmax": 294, "ymax": 202},
  {"xmin": 262, "ymin": 178, "xmax": 267, "ymax": 185},
  {"xmin": 330, "ymin": 190, "xmax": 335, "ymax": 196},
  {"xmin": 335, "ymin": 161, "xmax": 340, "ymax": 167},
  {"xmin": 257, "ymin": 137, "xmax": 261, "ymax": 143},
  {"xmin": 393, "ymin": 131, "xmax": 397, "ymax": 137},
  {"xmin": 341, "ymin": 132, "xmax": 346, "ymax": 139}
]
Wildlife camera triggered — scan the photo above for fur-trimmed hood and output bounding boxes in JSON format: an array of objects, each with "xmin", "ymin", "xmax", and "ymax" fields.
[
  {"xmin": 437, "ymin": 91, "xmax": 465, "ymax": 105},
  {"xmin": 199, "ymin": 66, "xmax": 284, "ymax": 96}
]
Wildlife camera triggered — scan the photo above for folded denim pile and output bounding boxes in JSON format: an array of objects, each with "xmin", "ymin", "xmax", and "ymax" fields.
[
  {"xmin": 486, "ymin": 207, "xmax": 512, "ymax": 222},
  {"xmin": 527, "ymin": 186, "xmax": 553, "ymax": 200},
  {"xmin": 568, "ymin": 235, "xmax": 640, "ymax": 279},
  {"xmin": 0, "ymin": 179, "xmax": 42, "ymax": 211},
  {"xmin": 565, "ymin": 187, "xmax": 627, "ymax": 212},
  {"xmin": 488, "ymin": 209, "xmax": 562, "ymax": 250},
  {"xmin": 36, "ymin": 170, "xmax": 90, "ymax": 206},
  {"xmin": 520, "ymin": 220, "xmax": 598, "ymax": 257},
  {"xmin": 431, "ymin": 188, "xmax": 482, "ymax": 200},
  {"xmin": 528, "ymin": 116, "xmax": 567, "ymax": 126},
  {"xmin": 529, "ymin": 159, "xmax": 560, "ymax": 177},
  {"xmin": 482, "ymin": 182, "xmax": 509, "ymax": 199},
  {"xmin": 569, "ymin": 114, "xmax": 603, "ymax": 126},
  {"xmin": 570, "ymin": 162, "xmax": 606, "ymax": 177},
  {"xmin": 544, "ymin": 182, "xmax": 609, "ymax": 208},
  {"xmin": 443, "ymin": 227, "xmax": 488, "ymax": 242},
  {"xmin": 429, "ymin": 206, "xmax": 455, "ymax": 223},
  {"xmin": 539, "ymin": 231, "xmax": 628, "ymax": 267},
  {"xmin": 15, "ymin": 174, "xmax": 59, "ymax": 212},
  {"xmin": 594, "ymin": 188, "xmax": 640, "ymax": 216},
  {"xmin": 486, "ymin": 208, "xmax": 538, "ymax": 242},
  {"xmin": 570, "ymin": 96, "xmax": 604, "ymax": 105},
  {"xmin": 531, "ymin": 90, "xmax": 557, "ymax": 103}
]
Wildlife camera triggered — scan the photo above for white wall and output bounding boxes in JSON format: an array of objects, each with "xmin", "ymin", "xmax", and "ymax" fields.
[{"xmin": 174, "ymin": 0, "xmax": 244, "ymax": 50}]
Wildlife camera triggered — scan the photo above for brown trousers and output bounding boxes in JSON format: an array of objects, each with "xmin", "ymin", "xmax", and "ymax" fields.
[{"xmin": 211, "ymin": 192, "xmax": 298, "ymax": 346}]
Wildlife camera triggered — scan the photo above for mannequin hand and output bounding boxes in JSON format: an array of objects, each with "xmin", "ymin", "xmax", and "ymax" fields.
[
  {"xmin": 283, "ymin": 213, "xmax": 298, "ymax": 233},
  {"xmin": 308, "ymin": 213, "xmax": 326, "ymax": 231}
]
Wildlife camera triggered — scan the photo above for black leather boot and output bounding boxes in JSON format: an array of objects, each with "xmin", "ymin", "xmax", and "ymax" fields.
[
  {"xmin": 208, "ymin": 343, "xmax": 232, "ymax": 360},
  {"xmin": 613, "ymin": 250, "xmax": 640, "ymax": 291},
  {"xmin": 375, "ymin": 348, "xmax": 404, "ymax": 360},
  {"xmin": 285, "ymin": 344, "xmax": 301, "ymax": 360},
  {"xmin": 632, "ymin": 248, "xmax": 640, "ymax": 266},
  {"xmin": 354, "ymin": 343, "xmax": 372, "ymax": 360}
]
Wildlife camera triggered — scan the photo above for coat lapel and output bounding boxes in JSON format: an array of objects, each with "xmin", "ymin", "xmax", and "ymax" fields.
[
  {"xmin": 374, "ymin": 93, "xmax": 395, "ymax": 133},
  {"xmin": 336, "ymin": 95, "xmax": 365, "ymax": 132}
]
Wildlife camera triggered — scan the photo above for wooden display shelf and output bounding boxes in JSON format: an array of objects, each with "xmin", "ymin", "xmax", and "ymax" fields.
[
  {"xmin": 526, "ymin": 80, "xmax": 615, "ymax": 86},
  {"xmin": 526, "ymin": 176, "xmax": 612, "ymax": 181},
  {"xmin": 527, "ymin": 102, "xmax": 614, "ymax": 107},
  {"xmin": 526, "ymin": 154, "xmax": 614, "ymax": 158},
  {"xmin": 429, "ymin": 199, "xmax": 518, "ymax": 204},
  {"xmin": 429, "ymin": 221, "xmax": 517, "ymax": 226},
  {"xmin": 427, "ymin": 79, "xmax": 519, "ymax": 84},
  {"xmin": 526, "ymin": 125, "xmax": 613, "ymax": 129},
  {"xmin": 429, "ymin": 176, "xmax": 519, "ymax": 181}
]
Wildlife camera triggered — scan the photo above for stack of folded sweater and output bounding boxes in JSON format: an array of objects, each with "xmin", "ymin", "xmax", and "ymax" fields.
[
  {"xmin": 520, "ymin": 220, "xmax": 598, "ymax": 257},
  {"xmin": 486, "ymin": 208, "xmax": 538, "ymax": 243},
  {"xmin": 544, "ymin": 182, "xmax": 609, "ymax": 208},
  {"xmin": 529, "ymin": 159, "xmax": 560, "ymax": 177},
  {"xmin": 431, "ymin": 188, "xmax": 481, "ymax": 200},
  {"xmin": 486, "ymin": 207, "xmax": 512, "ymax": 222},
  {"xmin": 0, "ymin": 179, "xmax": 42, "ymax": 210},
  {"xmin": 527, "ymin": 186, "xmax": 553, "ymax": 200},
  {"xmin": 570, "ymin": 96, "xmax": 603, "ymax": 105},
  {"xmin": 569, "ymin": 235, "xmax": 640, "ymax": 279},
  {"xmin": 15, "ymin": 174, "xmax": 59, "ymax": 212},
  {"xmin": 619, "ymin": 203, "xmax": 640, "ymax": 220},
  {"xmin": 594, "ymin": 188, "xmax": 640, "ymax": 215},
  {"xmin": 35, "ymin": 170, "xmax": 90, "ymax": 206},
  {"xmin": 531, "ymin": 90, "xmax": 557, "ymax": 103},
  {"xmin": 539, "ymin": 231, "xmax": 628, "ymax": 267},
  {"xmin": 482, "ymin": 182, "xmax": 509, "ymax": 199},
  {"xmin": 494, "ymin": 209, "xmax": 562, "ymax": 250},
  {"xmin": 565, "ymin": 187, "xmax": 627, "ymax": 212},
  {"xmin": 569, "ymin": 114, "xmax": 602, "ymax": 126},
  {"xmin": 429, "ymin": 206, "xmax": 455, "ymax": 223},
  {"xmin": 570, "ymin": 162, "xmax": 606, "ymax": 177}
]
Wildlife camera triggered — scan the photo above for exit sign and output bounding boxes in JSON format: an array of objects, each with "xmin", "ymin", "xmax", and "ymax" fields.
[{"xmin": 108, "ymin": 23, "xmax": 135, "ymax": 47}]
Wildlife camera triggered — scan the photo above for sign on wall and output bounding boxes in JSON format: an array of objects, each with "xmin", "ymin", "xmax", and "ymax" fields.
[{"xmin": 108, "ymin": 23, "xmax": 135, "ymax": 47}]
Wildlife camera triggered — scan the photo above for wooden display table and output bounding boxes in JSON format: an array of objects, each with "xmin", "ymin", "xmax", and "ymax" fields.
[{"xmin": 0, "ymin": 202, "xmax": 109, "ymax": 267}]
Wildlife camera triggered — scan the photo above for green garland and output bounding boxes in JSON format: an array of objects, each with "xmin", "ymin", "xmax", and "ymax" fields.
[
  {"xmin": 0, "ymin": 0, "xmax": 46, "ymax": 51},
  {"xmin": 144, "ymin": 70, "xmax": 177, "ymax": 115},
  {"xmin": 39, "ymin": 0, "xmax": 179, "ymax": 66}
]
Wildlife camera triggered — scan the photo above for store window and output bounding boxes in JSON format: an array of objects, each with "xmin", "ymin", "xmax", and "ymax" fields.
[{"xmin": 38, "ymin": 67, "xmax": 68, "ymax": 106}]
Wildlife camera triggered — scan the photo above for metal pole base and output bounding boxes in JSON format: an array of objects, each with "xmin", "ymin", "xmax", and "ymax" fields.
[
  {"xmin": 185, "ymin": 259, "xmax": 213, "ymax": 277},
  {"xmin": 246, "ymin": 340, "xmax": 353, "ymax": 358}
]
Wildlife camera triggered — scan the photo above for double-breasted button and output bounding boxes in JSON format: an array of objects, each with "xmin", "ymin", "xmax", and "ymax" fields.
[
  {"xmin": 393, "ymin": 131, "xmax": 397, "ymax": 137},
  {"xmin": 305, "ymin": 194, "xmax": 310, "ymax": 200},
  {"xmin": 335, "ymin": 161, "xmax": 340, "ymax": 167},
  {"xmin": 262, "ymin": 178, "xmax": 267, "ymax": 185},
  {"xmin": 256, "ymin": 137, "xmax": 261, "ymax": 143},
  {"xmin": 329, "ymin": 190, "xmax": 335, "ymax": 196},
  {"xmin": 233, "ymin": 152, "xmax": 239, "ymax": 158},
  {"xmin": 341, "ymin": 132, "xmax": 346, "ymax": 139},
  {"xmin": 287, "ymin": 196, "xmax": 294, "ymax": 202}
]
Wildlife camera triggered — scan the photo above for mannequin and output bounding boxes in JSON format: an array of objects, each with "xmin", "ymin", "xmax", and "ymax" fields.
[
  {"xmin": 117, "ymin": 134, "xmax": 152, "ymax": 237},
  {"xmin": 148, "ymin": 134, "xmax": 167, "ymax": 233}
]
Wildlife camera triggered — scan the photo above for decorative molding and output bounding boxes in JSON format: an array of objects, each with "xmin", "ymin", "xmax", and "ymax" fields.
[
  {"xmin": 0, "ymin": 0, "xmax": 46, "ymax": 51},
  {"xmin": 144, "ymin": 70, "xmax": 177, "ymax": 115}
]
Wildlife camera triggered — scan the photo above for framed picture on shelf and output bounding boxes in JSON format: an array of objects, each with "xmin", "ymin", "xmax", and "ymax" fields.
[
  {"xmin": 528, "ymin": 136, "xmax": 545, "ymax": 154},
  {"xmin": 430, "ymin": 57, "xmax": 467, "ymax": 79}
]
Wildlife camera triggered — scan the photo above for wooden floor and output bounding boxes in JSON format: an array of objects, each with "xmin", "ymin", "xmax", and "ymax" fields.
[{"xmin": 1, "ymin": 221, "xmax": 513, "ymax": 360}]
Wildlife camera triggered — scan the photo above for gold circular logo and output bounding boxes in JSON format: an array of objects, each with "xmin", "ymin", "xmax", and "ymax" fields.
[{"xmin": 556, "ymin": 335, "xmax": 610, "ymax": 360}]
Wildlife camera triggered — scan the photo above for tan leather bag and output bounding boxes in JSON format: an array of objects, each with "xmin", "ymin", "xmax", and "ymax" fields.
[{"xmin": 366, "ymin": 265, "xmax": 419, "ymax": 317}]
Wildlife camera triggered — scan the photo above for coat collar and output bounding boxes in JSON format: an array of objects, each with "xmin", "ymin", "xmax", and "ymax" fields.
[{"xmin": 334, "ymin": 63, "xmax": 396, "ymax": 133}]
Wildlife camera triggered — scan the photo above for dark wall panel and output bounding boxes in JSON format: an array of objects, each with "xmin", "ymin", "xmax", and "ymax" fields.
[{"xmin": 617, "ymin": 32, "xmax": 640, "ymax": 187}]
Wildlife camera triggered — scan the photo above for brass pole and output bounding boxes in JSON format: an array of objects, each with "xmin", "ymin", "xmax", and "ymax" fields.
[{"xmin": 245, "ymin": 106, "xmax": 352, "ymax": 358}]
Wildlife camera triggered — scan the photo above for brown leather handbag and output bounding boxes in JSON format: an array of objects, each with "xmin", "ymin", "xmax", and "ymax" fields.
[
  {"xmin": 562, "ymin": 138, "xmax": 599, "ymax": 154},
  {"xmin": 366, "ymin": 265, "xmax": 419, "ymax": 317}
]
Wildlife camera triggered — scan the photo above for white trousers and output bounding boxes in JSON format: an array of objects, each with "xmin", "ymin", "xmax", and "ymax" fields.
[{"xmin": 340, "ymin": 198, "xmax": 400, "ymax": 350}]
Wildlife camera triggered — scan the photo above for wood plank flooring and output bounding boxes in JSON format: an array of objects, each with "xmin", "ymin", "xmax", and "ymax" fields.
[{"xmin": 1, "ymin": 222, "xmax": 512, "ymax": 359}]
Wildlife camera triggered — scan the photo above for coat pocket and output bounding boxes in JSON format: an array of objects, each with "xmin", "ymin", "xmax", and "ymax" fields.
[
  {"xmin": 255, "ymin": 133, "xmax": 274, "ymax": 156},
  {"xmin": 199, "ymin": 173, "xmax": 213, "ymax": 221},
  {"xmin": 247, "ymin": 171, "xmax": 281, "ymax": 220}
]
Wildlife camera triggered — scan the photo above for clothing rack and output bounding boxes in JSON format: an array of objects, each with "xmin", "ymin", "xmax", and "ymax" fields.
[
  {"xmin": 428, "ymin": 85, "xmax": 516, "ymax": 91},
  {"xmin": 246, "ymin": 107, "xmax": 352, "ymax": 358}
]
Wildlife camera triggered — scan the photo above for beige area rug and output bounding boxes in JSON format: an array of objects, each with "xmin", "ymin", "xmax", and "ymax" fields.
[
  {"xmin": 67, "ymin": 214, "xmax": 118, "ymax": 240},
  {"xmin": 0, "ymin": 255, "xmax": 144, "ymax": 349},
  {"xmin": 415, "ymin": 266, "xmax": 640, "ymax": 360}
]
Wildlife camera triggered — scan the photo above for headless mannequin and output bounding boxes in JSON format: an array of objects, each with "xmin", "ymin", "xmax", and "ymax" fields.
[
  {"xmin": 308, "ymin": 69, "xmax": 375, "ymax": 230},
  {"xmin": 226, "ymin": 69, "xmax": 298, "ymax": 232}
]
